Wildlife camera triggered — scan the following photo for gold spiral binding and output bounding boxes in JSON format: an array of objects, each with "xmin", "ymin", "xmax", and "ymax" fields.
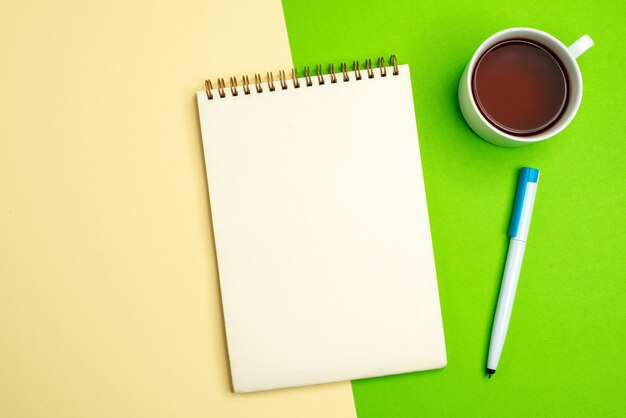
[
  {"xmin": 341, "ymin": 63, "xmax": 349, "ymax": 82},
  {"xmin": 267, "ymin": 72, "xmax": 276, "ymax": 91},
  {"xmin": 315, "ymin": 64, "xmax": 324, "ymax": 85},
  {"xmin": 378, "ymin": 57, "xmax": 387, "ymax": 77},
  {"xmin": 217, "ymin": 78, "xmax": 226, "ymax": 97},
  {"xmin": 328, "ymin": 64, "xmax": 336, "ymax": 83},
  {"xmin": 292, "ymin": 68, "xmax": 300, "ymax": 88},
  {"xmin": 242, "ymin": 75, "xmax": 250, "ymax": 95},
  {"xmin": 203, "ymin": 56, "xmax": 399, "ymax": 99},
  {"xmin": 205, "ymin": 80, "xmax": 214, "ymax": 100},
  {"xmin": 390, "ymin": 55, "xmax": 399, "ymax": 75},
  {"xmin": 365, "ymin": 59, "xmax": 374, "ymax": 79},
  {"xmin": 229, "ymin": 77, "xmax": 239, "ymax": 96},
  {"xmin": 254, "ymin": 73, "xmax": 263, "ymax": 93},
  {"xmin": 354, "ymin": 60, "xmax": 362, "ymax": 80}
]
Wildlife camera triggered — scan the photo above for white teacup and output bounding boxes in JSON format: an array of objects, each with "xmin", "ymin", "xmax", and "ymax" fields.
[{"xmin": 458, "ymin": 28, "xmax": 593, "ymax": 147}]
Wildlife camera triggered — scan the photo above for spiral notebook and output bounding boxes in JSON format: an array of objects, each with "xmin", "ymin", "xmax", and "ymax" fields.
[{"xmin": 197, "ymin": 57, "xmax": 446, "ymax": 393}]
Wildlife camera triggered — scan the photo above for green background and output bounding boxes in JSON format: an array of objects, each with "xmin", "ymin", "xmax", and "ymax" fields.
[{"xmin": 282, "ymin": 0, "xmax": 625, "ymax": 417}]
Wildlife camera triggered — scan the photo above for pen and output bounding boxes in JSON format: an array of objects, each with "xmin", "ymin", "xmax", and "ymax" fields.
[{"xmin": 487, "ymin": 167, "xmax": 540, "ymax": 378}]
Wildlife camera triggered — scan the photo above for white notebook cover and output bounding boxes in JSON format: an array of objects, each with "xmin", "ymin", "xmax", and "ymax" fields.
[{"xmin": 197, "ymin": 64, "xmax": 446, "ymax": 393}]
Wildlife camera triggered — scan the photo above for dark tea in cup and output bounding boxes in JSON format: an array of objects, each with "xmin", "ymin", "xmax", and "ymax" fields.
[{"xmin": 471, "ymin": 39, "xmax": 568, "ymax": 136}]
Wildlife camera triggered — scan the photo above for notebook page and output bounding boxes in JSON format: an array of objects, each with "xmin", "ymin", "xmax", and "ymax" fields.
[{"xmin": 197, "ymin": 65, "xmax": 446, "ymax": 393}]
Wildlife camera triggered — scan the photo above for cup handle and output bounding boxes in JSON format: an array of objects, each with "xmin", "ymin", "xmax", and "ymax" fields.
[{"xmin": 568, "ymin": 34, "xmax": 594, "ymax": 59}]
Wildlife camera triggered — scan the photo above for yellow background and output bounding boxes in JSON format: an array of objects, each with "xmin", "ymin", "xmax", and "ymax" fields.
[{"xmin": 0, "ymin": 1, "xmax": 355, "ymax": 416}]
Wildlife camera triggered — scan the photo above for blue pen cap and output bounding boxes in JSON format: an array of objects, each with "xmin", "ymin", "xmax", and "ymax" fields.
[{"xmin": 508, "ymin": 167, "xmax": 540, "ymax": 238}]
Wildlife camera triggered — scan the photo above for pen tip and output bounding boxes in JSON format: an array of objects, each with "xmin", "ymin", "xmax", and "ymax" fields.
[{"xmin": 486, "ymin": 368, "xmax": 495, "ymax": 379}]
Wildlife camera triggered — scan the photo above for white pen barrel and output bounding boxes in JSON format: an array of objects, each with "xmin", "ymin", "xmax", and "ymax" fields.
[{"xmin": 487, "ymin": 238, "xmax": 527, "ymax": 371}]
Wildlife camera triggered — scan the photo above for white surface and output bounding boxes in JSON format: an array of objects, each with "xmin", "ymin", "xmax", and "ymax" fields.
[
  {"xmin": 197, "ymin": 65, "xmax": 446, "ymax": 393},
  {"xmin": 458, "ymin": 28, "xmax": 593, "ymax": 147},
  {"xmin": 488, "ymin": 175, "xmax": 539, "ymax": 372}
]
